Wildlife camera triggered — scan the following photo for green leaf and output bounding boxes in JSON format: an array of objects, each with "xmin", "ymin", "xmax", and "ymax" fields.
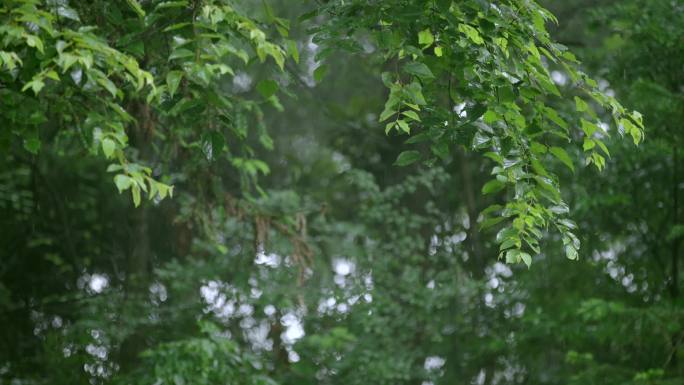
[
  {"xmin": 527, "ymin": 42, "xmax": 540, "ymax": 60},
  {"xmin": 45, "ymin": 70, "xmax": 60, "ymax": 81},
  {"xmin": 550, "ymin": 146, "xmax": 574, "ymax": 172},
  {"xmin": 405, "ymin": 82, "xmax": 427, "ymax": 105},
  {"xmin": 22, "ymin": 79, "xmax": 45, "ymax": 95},
  {"xmin": 287, "ymin": 40, "xmax": 299, "ymax": 63},
  {"xmin": 543, "ymin": 107, "xmax": 568, "ymax": 130},
  {"xmin": 154, "ymin": 1, "xmax": 189, "ymax": 10},
  {"xmin": 314, "ymin": 64, "xmax": 328, "ymax": 83},
  {"xmin": 580, "ymin": 119, "xmax": 598, "ymax": 137},
  {"xmin": 126, "ymin": 0, "xmax": 146, "ymax": 18},
  {"xmin": 458, "ymin": 23, "xmax": 484, "ymax": 45},
  {"xmin": 25, "ymin": 35, "xmax": 44, "ymax": 54},
  {"xmin": 418, "ymin": 29, "xmax": 434, "ymax": 47},
  {"xmin": 95, "ymin": 75, "xmax": 118, "ymax": 98},
  {"xmin": 131, "ymin": 185, "xmax": 141, "ymax": 207},
  {"xmin": 163, "ymin": 22, "xmax": 191, "ymax": 32},
  {"xmin": 596, "ymin": 139, "xmax": 610, "ymax": 157},
  {"xmin": 114, "ymin": 174, "xmax": 133, "ymax": 193},
  {"xmin": 211, "ymin": 132, "xmax": 225, "ymax": 158},
  {"xmin": 23, "ymin": 137, "xmax": 40, "ymax": 154},
  {"xmin": 499, "ymin": 237, "xmax": 520, "ymax": 251},
  {"xmin": 401, "ymin": 110, "xmax": 420, "ymax": 121},
  {"xmin": 385, "ymin": 122, "xmax": 396, "ymax": 134},
  {"xmin": 166, "ymin": 71, "xmax": 183, "ymax": 97},
  {"xmin": 263, "ymin": 0, "xmax": 276, "ymax": 22},
  {"xmin": 252, "ymin": 160, "xmax": 270, "ymax": 175},
  {"xmin": 505, "ymin": 249, "xmax": 521, "ymax": 264},
  {"xmin": 379, "ymin": 107, "xmax": 396, "ymax": 122},
  {"xmin": 531, "ymin": 158, "xmax": 550, "ymax": 177},
  {"xmin": 404, "ymin": 132, "xmax": 430, "ymax": 144},
  {"xmin": 483, "ymin": 110, "xmax": 498, "ymax": 124},
  {"xmin": 403, "ymin": 62, "xmax": 434, "ymax": 80},
  {"xmin": 396, "ymin": 119, "xmax": 411, "ymax": 134},
  {"xmin": 482, "ymin": 179, "xmax": 505, "ymax": 194},
  {"xmin": 256, "ymin": 79, "xmax": 279, "ymax": 99},
  {"xmin": 394, "ymin": 150, "xmax": 421, "ymax": 166},
  {"xmin": 574, "ymin": 96, "xmax": 588, "ymax": 112},
  {"xmin": 530, "ymin": 141, "xmax": 547, "ymax": 154},
  {"xmin": 102, "ymin": 138, "xmax": 116, "ymax": 158},
  {"xmin": 169, "ymin": 48, "xmax": 194, "ymax": 61},
  {"xmin": 157, "ymin": 184, "xmax": 169, "ymax": 200},
  {"xmin": 480, "ymin": 216, "xmax": 506, "ymax": 231},
  {"xmin": 436, "ymin": 0, "xmax": 452, "ymax": 12},
  {"xmin": 535, "ymin": 75, "xmax": 561, "ymax": 96},
  {"xmin": 620, "ymin": 117, "xmax": 643, "ymax": 145},
  {"xmin": 431, "ymin": 142, "xmax": 449, "ymax": 160},
  {"xmin": 57, "ymin": 5, "xmax": 80, "ymax": 21},
  {"xmin": 482, "ymin": 204, "xmax": 503, "ymax": 216},
  {"xmin": 520, "ymin": 252, "xmax": 532, "ymax": 267},
  {"xmin": 667, "ymin": 225, "xmax": 684, "ymax": 242},
  {"xmin": 483, "ymin": 152, "xmax": 503, "ymax": 165}
]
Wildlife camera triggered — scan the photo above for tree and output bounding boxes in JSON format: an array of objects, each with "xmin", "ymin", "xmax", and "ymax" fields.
[{"xmin": 0, "ymin": 1, "xmax": 664, "ymax": 385}]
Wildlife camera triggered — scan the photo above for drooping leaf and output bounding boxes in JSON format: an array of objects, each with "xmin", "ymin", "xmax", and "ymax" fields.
[{"xmin": 550, "ymin": 146, "xmax": 574, "ymax": 172}]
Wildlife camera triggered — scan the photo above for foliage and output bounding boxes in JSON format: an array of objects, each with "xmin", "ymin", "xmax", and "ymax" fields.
[
  {"xmin": 122, "ymin": 321, "xmax": 277, "ymax": 385},
  {"xmin": 310, "ymin": 0, "xmax": 643, "ymax": 262},
  {"xmin": 0, "ymin": 0, "xmax": 294, "ymax": 207},
  {"xmin": 1, "ymin": 1, "xmax": 681, "ymax": 385}
]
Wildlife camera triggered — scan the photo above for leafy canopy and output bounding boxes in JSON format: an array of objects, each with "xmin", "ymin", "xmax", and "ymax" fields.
[{"xmin": 0, "ymin": 0, "xmax": 642, "ymax": 264}]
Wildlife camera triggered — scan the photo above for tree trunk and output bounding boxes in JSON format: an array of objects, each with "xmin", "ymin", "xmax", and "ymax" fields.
[{"xmin": 118, "ymin": 102, "xmax": 154, "ymax": 372}]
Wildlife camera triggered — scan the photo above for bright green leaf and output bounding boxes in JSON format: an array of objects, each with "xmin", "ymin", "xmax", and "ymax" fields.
[
  {"xmin": 256, "ymin": 79, "xmax": 279, "ymax": 99},
  {"xmin": 102, "ymin": 138, "xmax": 116, "ymax": 158},
  {"xmin": 418, "ymin": 29, "xmax": 434, "ymax": 48},
  {"xmin": 550, "ymin": 146, "xmax": 574, "ymax": 172}
]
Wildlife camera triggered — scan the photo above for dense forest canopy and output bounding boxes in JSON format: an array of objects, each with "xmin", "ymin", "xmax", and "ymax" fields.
[{"xmin": 0, "ymin": 0, "xmax": 681, "ymax": 384}]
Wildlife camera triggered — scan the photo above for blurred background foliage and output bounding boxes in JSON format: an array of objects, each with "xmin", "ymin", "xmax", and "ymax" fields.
[{"xmin": 1, "ymin": 0, "xmax": 683, "ymax": 385}]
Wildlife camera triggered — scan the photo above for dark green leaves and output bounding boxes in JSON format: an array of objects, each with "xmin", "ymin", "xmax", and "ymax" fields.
[
  {"xmin": 309, "ymin": 0, "xmax": 643, "ymax": 265},
  {"xmin": 210, "ymin": 132, "xmax": 225, "ymax": 158},
  {"xmin": 314, "ymin": 64, "xmax": 328, "ymax": 83},
  {"xmin": 2, "ymin": 0, "xmax": 646, "ymax": 269},
  {"xmin": 126, "ymin": 0, "xmax": 146, "ymax": 18},
  {"xmin": 23, "ymin": 136, "xmax": 40, "ymax": 154},
  {"xmin": 166, "ymin": 71, "xmax": 183, "ymax": 97},
  {"xmin": 482, "ymin": 179, "xmax": 505, "ymax": 194},
  {"xmin": 394, "ymin": 150, "xmax": 421, "ymax": 166},
  {"xmin": 403, "ymin": 62, "xmax": 434, "ymax": 80},
  {"xmin": 550, "ymin": 146, "xmax": 574, "ymax": 172}
]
